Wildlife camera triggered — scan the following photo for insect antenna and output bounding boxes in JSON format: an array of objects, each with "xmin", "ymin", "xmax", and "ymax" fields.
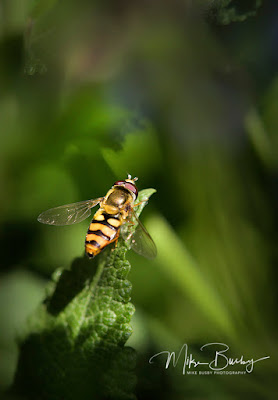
[{"xmin": 127, "ymin": 173, "xmax": 138, "ymax": 182}]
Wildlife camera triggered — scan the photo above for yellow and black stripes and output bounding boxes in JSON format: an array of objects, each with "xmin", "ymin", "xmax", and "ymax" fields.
[{"xmin": 85, "ymin": 212, "xmax": 122, "ymax": 258}]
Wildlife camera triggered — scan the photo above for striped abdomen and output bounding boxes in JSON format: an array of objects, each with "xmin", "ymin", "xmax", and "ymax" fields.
[{"xmin": 85, "ymin": 211, "xmax": 122, "ymax": 258}]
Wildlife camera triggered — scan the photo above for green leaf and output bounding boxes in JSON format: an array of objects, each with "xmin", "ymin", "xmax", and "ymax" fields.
[
  {"xmin": 12, "ymin": 189, "xmax": 156, "ymax": 400},
  {"xmin": 209, "ymin": 0, "xmax": 262, "ymax": 25},
  {"xmin": 145, "ymin": 214, "xmax": 236, "ymax": 338},
  {"xmin": 245, "ymin": 108, "xmax": 277, "ymax": 169}
]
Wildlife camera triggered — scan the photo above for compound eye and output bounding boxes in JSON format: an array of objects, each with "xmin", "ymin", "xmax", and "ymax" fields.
[
  {"xmin": 124, "ymin": 182, "xmax": 138, "ymax": 198},
  {"xmin": 114, "ymin": 180, "xmax": 125, "ymax": 186}
]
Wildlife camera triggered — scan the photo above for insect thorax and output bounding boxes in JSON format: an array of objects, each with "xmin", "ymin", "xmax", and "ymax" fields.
[{"xmin": 105, "ymin": 188, "xmax": 132, "ymax": 208}]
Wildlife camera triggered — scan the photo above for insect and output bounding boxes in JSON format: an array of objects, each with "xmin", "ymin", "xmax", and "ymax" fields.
[{"xmin": 37, "ymin": 175, "xmax": 157, "ymax": 259}]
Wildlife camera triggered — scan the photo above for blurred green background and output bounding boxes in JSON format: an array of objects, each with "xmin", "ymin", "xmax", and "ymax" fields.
[{"xmin": 0, "ymin": 0, "xmax": 277, "ymax": 398}]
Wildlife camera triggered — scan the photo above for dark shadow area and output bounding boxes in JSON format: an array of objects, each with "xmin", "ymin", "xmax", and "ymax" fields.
[
  {"xmin": 0, "ymin": 221, "xmax": 40, "ymax": 272},
  {"xmin": 12, "ymin": 326, "xmax": 136, "ymax": 400},
  {"xmin": 45, "ymin": 254, "xmax": 98, "ymax": 316}
]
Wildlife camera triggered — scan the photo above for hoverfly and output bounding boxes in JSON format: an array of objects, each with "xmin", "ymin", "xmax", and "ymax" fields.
[{"xmin": 37, "ymin": 175, "xmax": 157, "ymax": 259}]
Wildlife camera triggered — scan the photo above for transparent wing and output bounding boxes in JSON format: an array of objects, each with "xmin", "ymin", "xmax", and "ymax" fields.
[
  {"xmin": 37, "ymin": 198, "xmax": 103, "ymax": 226},
  {"xmin": 127, "ymin": 209, "xmax": 157, "ymax": 259}
]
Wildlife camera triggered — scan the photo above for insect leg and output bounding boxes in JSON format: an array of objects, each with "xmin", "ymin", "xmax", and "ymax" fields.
[
  {"xmin": 133, "ymin": 200, "xmax": 148, "ymax": 207},
  {"xmin": 111, "ymin": 230, "xmax": 120, "ymax": 251}
]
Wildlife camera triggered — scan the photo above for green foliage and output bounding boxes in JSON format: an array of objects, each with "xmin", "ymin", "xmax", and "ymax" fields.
[
  {"xmin": 209, "ymin": 0, "xmax": 262, "ymax": 24},
  {"xmin": 146, "ymin": 214, "xmax": 235, "ymax": 337},
  {"xmin": 30, "ymin": 0, "xmax": 59, "ymax": 20},
  {"xmin": 12, "ymin": 189, "xmax": 155, "ymax": 400},
  {"xmin": 1, "ymin": 1, "xmax": 278, "ymax": 399}
]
